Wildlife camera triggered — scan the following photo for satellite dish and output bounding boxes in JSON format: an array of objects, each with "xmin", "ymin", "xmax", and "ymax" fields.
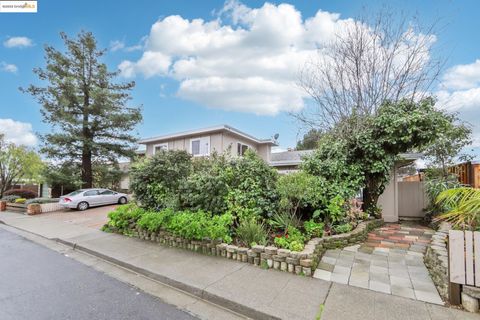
[{"xmin": 274, "ymin": 133, "xmax": 279, "ymax": 140}]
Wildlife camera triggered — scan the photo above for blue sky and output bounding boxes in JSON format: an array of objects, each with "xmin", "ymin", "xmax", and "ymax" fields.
[{"xmin": 1, "ymin": 0, "xmax": 479, "ymax": 156}]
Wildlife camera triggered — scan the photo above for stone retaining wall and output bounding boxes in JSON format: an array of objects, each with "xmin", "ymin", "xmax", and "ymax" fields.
[
  {"xmin": 424, "ymin": 222, "xmax": 450, "ymax": 300},
  {"xmin": 123, "ymin": 218, "xmax": 383, "ymax": 277}
]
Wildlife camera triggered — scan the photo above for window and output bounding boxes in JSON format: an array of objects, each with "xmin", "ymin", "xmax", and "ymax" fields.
[
  {"xmin": 84, "ymin": 190, "xmax": 99, "ymax": 196},
  {"xmin": 237, "ymin": 142, "xmax": 249, "ymax": 156},
  {"xmin": 100, "ymin": 190, "xmax": 115, "ymax": 195},
  {"xmin": 190, "ymin": 136, "xmax": 210, "ymax": 156},
  {"xmin": 153, "ymin": 143, "xmax": 168, "ymax": 154}
]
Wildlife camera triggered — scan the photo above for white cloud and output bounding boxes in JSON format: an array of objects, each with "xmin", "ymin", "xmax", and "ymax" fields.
[
  {"xmin": 436, "ymin": 59, "xmax": 480, "ymax": 156},
  {"xmin": 0, "ymin": 119, "xmax": 37, "ymax": 146},
  {"xmin": 3, "ymin": 36, "xmax": 33, "ymax": 48},
  {"xmin": 110, "ymin": 39, "xmax": 144, "ymax": 52},
  {"xmin": 0, "ymin": 61, "xmax": 18, "ymax": 73},
  {"xmin": 118, "ymin": 1, "xmax": 357, "ymax": 115},
  {"xmin": 110, "ymin": 40, "xmax": 125, "ymax": 52},
  {"xmin": 442, "ymin": 59, "xmax": 480, "ymax": 91}
]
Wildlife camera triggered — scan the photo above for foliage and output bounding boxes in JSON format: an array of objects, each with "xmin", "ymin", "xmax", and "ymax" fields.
[
  {"xmin": 435, "ymin": 187, "xmax": 480, "ymax": 230},
  {"xmin": 235, "ymin": 219, "xmax": 268, "ymax": 247},
  {"xmin": 0, "ymin": 136, "xmax": 44, "ymax": 198},
  {"xmin": 137, "ymin": 209, "xmax": 175, "ymax": 232},
  {"xmin": 133, "ymin": 206, "xmax": 233, "ymax": 243},
  {"xmin": 345, "ymin": 198, "xmax": 367, "ymax": 224},
  {"xmin": 304, "ymin": 98, "xmax": 462, "ymax": 216},
  {"xmin": 93, "ymin": 162, "xmax": 123, "ymax": 189},
  {"xmin": 333, "ymin": 223, "xmax": 353, "ymax": 234},
  {"xmin": 22, "ymin": 31, "xmax": 142, "ymax": 188},
  {"xmin": 323, "ymin": 195, "xmax": 345, "ymax": 224},
  {"xmin": 303, "ymin": 220, "xmax": 324, "ymax": 239},
  {"xmin": 130, "ymin": 150, "xmax": 192, "ymax": 210},
  {"xmin": 42, "ymin": 162, "xmax": 82, "ymax": 195},
  {"xmin": 423, "ymin": 115, "xmax": 472, "ymax": 177},
  {"xmin": 277, "ymin": 171, "xmax": 324, "ymax": 218},
  {"xmin": 274, "ymin": 227, "xmax": 305, "ymax": 251},
  {"xmin": 425, "ymin": 176, "xmax": 463, "ymax": 215},
  {"xmin": 105, "ymin": 204, "xmax": 146, "ymax": 233},
  {"xmin": 3, "ymin": 189, "xmax": 37, "ymax": 199},
  {"xmin": 1, "ymin": 195, "xmax": 19, "ymax": 203},
  {"xmin": 166, "ymin": 210, "xmax": 233, "ymax": 243},
  {"xmin": 269, "ymin": 211, "xmax": 302, "ymax": 231},
  {"xmin": 14, "ymin": 198, "xmax": 26, "ymax": 204},
  {"xmin": 25, "ymin": 198, "xmax": 59, "ymax": 205},
  {"xmin": 179, "ymin": 153, "xmax": 229, "ymax": 215},
  {"xmin": 225, "ymin": 151, "xmax": 279, "ymax": 221},
  {"xmin": 43, "ymin": 161, "xmax": 122, "ymax": 194},
  {"xmin": 296, "ymin": 128, "xmax": 323, "ymax": 150}
]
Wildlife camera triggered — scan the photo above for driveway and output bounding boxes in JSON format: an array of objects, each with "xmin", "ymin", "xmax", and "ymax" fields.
[{"xmin": 39, "ymin": 205, "xmax": 117, "ymax": 230}]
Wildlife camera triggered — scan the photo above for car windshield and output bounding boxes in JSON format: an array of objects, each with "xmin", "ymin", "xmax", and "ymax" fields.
[{"xmin": 66, "ymin": 190, "xmax": 84, "ymax": 196}]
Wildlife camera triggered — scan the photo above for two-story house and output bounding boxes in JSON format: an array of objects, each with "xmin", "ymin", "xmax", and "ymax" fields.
[{"xmin": 138, "ymin": 124, "xmax": 277, "ymax": 162}]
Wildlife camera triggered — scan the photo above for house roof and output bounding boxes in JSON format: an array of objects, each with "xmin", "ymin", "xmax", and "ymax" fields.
[
  {"xmin": 269, "ymin": 150, "xmax": 423, "ymax": 167},
  {"xmin": 269, "ymin": 150, "xmax": 314, "ymax": 167},
  {"xmin": 138, "ymin": 124, "xmax": 277, "ymax": 146}
]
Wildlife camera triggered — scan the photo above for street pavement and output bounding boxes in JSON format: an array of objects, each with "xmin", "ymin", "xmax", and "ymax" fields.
[
  {"xmin": 0, "ymin": 227, "xmax": 197, "ymax": 320},
  {"xmin": 1, "ymin": 210, "xmax": 479, "ymax": 320}
]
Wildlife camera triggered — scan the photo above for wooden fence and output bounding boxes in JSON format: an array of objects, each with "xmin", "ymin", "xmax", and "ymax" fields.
[{"xmin": 448, "ymin": 230, "xmax": 480, "ymax": 304}]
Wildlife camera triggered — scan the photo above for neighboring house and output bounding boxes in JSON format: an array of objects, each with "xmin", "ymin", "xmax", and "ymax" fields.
[
  {"xmin": 269, "ymin": 149, "xmax": 314, "ymax": 174},
  {"xmin": 138, "ymin": 124, "xmax": 277, "ymax": 161}
]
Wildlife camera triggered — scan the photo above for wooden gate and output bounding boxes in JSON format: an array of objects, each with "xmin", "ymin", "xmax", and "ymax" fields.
[
  {"xmin": 448, "ymin": 230, "xmax": 480, "ymax": 304},
  {"xmin": 398, "ymin": 181, "xmax": 427, "ymax": 218}
]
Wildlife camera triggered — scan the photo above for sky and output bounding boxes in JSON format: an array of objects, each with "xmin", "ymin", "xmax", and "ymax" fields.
[{"xmin": 0, "ymin": 0, "xmax": 479, "ymax": 157}]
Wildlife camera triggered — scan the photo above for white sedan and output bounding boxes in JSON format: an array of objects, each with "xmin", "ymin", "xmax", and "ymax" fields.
[{"xmin": 59, "ymin": 188, "xmax": 128, "ymax": 211}]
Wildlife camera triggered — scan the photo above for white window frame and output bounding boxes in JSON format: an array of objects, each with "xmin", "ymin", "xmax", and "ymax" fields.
[
  {"xmin": 153, "ymin": 143, "xmax": 168, "ymax": 154},
  {"xmin": 237, "ymin": 142, "xmax": 251, "ymax": 156},
  {"xmin": 190, "ymin": 136, "xmax": 210, "ymax": 157}
]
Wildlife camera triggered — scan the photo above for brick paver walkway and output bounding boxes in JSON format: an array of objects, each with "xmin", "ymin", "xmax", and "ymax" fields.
[{"xmin": 314, "ymin": 222, "xmax": 443, "ymax": 305}]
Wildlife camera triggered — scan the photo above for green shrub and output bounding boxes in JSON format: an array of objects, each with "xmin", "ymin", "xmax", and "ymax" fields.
[
  {"xmin": 225, "ymin": 151, "xmax": 279, "ymax": 221},
  {"xmin": 130, "ymin": 150, "xmax": 192, "ymax": 210},
  {"xmin": 106, "ymin": 204, "xmax": 146, "ymax": 233},
  {"xmin": 137, "ymin": 209, "xmax": 175, "ymax": 232},
  {"xmin": 235, "ymin": 219, "xmax": 268, "ymax": 247},
  {"xmin": 167, "ymin": 210, "xmax": 233, "ymax": 243},
  {"xmin": 269, "ymin": 211, "xmax": 302, "ymax": 230},
  {"xmin": 277, "ymin": 171, "xmax": 325, "ymax": 217},
  {"xmin": 333, "ymin": 223, "xmax": 352, "ymax": 234},
  {"xmin": 179, "ymin": 154, "xmax": 229, "ymax": 215},
  {"xmin": 436, "ymin": 187, "xmax": 480, "ymax": 230},
  {"xmin": 274, "ymin": 226, "xmax": 305, "ymax": 251},
  {"xmin": 304, "ymin": 220, "xmax": 324, "ymax": 239}
]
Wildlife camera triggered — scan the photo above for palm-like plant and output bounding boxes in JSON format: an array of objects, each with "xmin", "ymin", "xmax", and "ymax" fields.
[{"xmin": 435, "ymin": 187, "xmax": 480, "ymax": 230}]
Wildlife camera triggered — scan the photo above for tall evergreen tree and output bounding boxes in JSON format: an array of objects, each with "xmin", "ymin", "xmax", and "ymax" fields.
[{"xmin": 23, "ymin": 31, "xmax": 142, "ymax": 188}]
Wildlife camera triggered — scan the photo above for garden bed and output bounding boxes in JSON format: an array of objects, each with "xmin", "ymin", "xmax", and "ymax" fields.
[{"xmin": 109, "ymin": 216, "xmax": 383, "ymax": 277}]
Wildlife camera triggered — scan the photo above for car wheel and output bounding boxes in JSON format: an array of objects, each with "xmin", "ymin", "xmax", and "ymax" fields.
[
  {"xmin": 118, "ymin": 197, "xmax": 127, "ymax": 205},
  {"xmin": 77, "ymin": 201, "xmax": 89, "ymax": 211}
]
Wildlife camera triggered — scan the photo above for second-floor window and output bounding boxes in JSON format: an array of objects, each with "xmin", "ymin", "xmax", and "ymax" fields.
[
  {"xmin": 237, "ymin": 142, "xmax": 249, "ymax": 156},
  {"xmin": 190, "ymin": 136, "xmax": 210, "ymax": 156}
]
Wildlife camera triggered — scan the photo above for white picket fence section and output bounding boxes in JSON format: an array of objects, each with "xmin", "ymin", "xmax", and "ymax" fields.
[
  {"xmin": 39, "ymin": 202, "xmax": 64, "ymax": 213},
  {"xmin": 449, "ymin": 230, "xmax": 480, "ymax": 287}
]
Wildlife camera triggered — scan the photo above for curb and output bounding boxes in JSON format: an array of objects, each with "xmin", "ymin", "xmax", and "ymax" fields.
[{"xmin": 53, "ymin": 238, "xmax": 280, "ymax": 320}]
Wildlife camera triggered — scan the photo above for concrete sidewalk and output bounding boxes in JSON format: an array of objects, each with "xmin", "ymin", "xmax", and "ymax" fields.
[{"xmin": 1, "ymin": 211, "xmax": 478, "ymax": 320}]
